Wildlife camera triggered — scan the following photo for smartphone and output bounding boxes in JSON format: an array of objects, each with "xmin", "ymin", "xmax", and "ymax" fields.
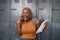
[{"xmin": 20, "ymin": 15, "xmax": 24, "ymax": 22}]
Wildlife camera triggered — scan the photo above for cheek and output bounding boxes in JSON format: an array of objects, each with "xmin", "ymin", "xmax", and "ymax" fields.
[
  {"xmin": 26, "ymin": 14, "xmax": 29, "ymax": 16},
  {"xmin": 22, "ymin": 14, "xmax": 26, "ymax": 17},
  {"xmin": 22, "ymin": 14, "xmax": 24, "ymax": 16}
]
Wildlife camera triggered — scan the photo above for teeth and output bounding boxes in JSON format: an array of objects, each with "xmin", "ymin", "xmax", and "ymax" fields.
[
  {"xmin": 24, "ymin": 17, "xmax": 27, "ymax": 20},
  {"xmin": 25, "ymin": 18, "xmax": 26, "ymax": 19}
]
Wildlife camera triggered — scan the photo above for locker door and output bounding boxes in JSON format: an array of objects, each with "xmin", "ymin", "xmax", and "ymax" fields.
[
  {"xmin": 52, "ymin": 0, "xmax": 60, "ymax": 40},
  {"xmin": 36, "ymin": 0, "xmax": 52, "ymax": 40},
  {"xmin": 0, "ymin": 0, "xmax": 10, "ymax": 40},
  {"xmin": 10, "ymin": 0, "xmax": 36, "ymax": 40},
  {"xmin": 24, "ymin": 0, "xmax": 36, "ymax": 17},
  {"xmin": 9, "ymin": 0, "xmax": 22, "ymax": 40}
]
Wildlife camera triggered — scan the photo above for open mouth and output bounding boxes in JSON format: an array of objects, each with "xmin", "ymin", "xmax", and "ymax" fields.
[
  {"xmin": 24, "ymin": 17, "xmax": 28, "ymax": 20},
  {"xmin": 24, "ymin": 17, "xmax": 27, "ymax": 20}
]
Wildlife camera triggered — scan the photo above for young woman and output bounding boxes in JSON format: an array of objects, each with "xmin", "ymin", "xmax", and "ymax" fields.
[{"xmin": 16, "ymin": 7, "xmax": 48, "ymax": 40}]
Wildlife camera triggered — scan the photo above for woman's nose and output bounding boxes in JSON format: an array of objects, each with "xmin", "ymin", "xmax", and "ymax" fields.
[{"xmin": 23, "ymin": 13, "xmax": 27, "ymax": 16}]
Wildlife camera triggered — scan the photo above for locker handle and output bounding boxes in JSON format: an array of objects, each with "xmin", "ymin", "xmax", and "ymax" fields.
[
  {"xmin": 0, "ymin": 9, "xmax": 4, "ymax": 11},
  {"xmin": 11, "ymin": 9, "xmax": 17, "ymax": 10},
  {"xmin": 38, "ymin": 8, "xmax": 44, "ymax": 10}
]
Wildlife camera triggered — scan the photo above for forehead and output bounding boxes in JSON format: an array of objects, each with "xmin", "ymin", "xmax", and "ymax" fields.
[
  {"xmin": 23, "ymin": 9, "xmax": 30, "ymax": 13},
  {"xmin": 23, "ymin": 10, "xmax": 27, "ymax": 12}
]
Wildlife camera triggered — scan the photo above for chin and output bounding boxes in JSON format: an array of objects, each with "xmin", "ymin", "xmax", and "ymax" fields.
[{"xmin": 24, "ymin": 19, "xmax": 28, "ymax": 21}]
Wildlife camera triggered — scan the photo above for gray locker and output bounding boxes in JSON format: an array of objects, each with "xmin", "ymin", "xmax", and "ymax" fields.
[
  {"xmin": 52, "ymin": 0, "xmax": 60, "ymax": 40},
  {"xmin": 9, "ymin": 0, "xmax": 37, "ymax": 40},
  {"xmin": 53, "ymin": 0, "xmax": 60, "ymax": 9},
  {"xmin": 0, "ymin": 0, "xmax": 60, "ymax": 40},
  {"xmin": 0, "ymin": 0, "xmax": 10, "ymax": 40},
  {"xmin": 52, "ymin": 8, "xmax": 60, "ymax": 40},
  {"xmin": 36, "ymin": 0, "xmax": 52, "ymax": 40},
  {"xmin": 0, "ymin": 22, "xmax": 9, "ymax": 40}
]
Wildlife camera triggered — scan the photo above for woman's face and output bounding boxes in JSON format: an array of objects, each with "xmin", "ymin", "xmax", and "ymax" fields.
[{"xmin": 22, "ymin": 9, "xmax": 31, "ymax": 21}]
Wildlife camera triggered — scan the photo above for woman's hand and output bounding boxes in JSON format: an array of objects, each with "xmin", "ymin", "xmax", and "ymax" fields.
[
  {"xmin": 16, "ymin": 16, "xmax": 22, "ymax": 35},
  {"xmin": 44, "ymin": 22, "xmax": 48, "ymax": 27}
]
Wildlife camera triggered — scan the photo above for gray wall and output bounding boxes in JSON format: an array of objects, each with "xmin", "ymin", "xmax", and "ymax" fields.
[
  {"xmin": 0, "ymin": 0, "xmax": 60, "ymax": 40},
  {"xmin": 36, "ymin": 0, "xmax": 52, "ymax": 40},
  {"xmin": 0, "ymin": 0, "xmax": 9, "ymax": 40},
  {"xmin": 52, "ymin": 0, "xmax": 60, "ymax": 40}
]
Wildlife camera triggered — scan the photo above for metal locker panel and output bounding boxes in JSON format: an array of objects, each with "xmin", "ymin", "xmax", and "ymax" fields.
[
  {"xmin": 38, "ymin": 9, "xmax": 49, "ymax": 19},
  {"xmin": 24, "ymin": 0, "xmax": 36, "ymax": 17},
  {"xmin": 52, "ymin": 10, "xmax": 60, "ymax": 40},
  {"xmin": 53, "ymin": 10, "xmax": 60, "ymax": 23},
  {"xmin": 10, "ymin": 8, "xmax": 22, "ymax": 21},
  {"xmin": 9, "ymin": 22, "xmax": 17, "ymax": 36},
  {"xmin": 0, "ymin": 0, "xmax": 9, "ymax": 21},
  {"xmin": 10, "ymin": 15, "xmax": 18, "ymax": 22},
  {"xmin": 52, "ymin": 23, "xmax": 60, "ymax": 34},
  {"xmin": 15, "ymin": 0, "xmax": 20, "ymax": 3},
  {"xmin": 0, "ymin": 0, "xmax": 10, "ymax": 40},
  {"xmin": 10, "ymin": 0, "xmax": 37, "ymax": 40},
  {"xmin": 0, "ymin": 10, "xmax": 9, "ymax": 21},
  {"xmin": 52, "ymin": 23, "xmax": 60, "ymax": 40},
  {"xmin": 10, "ymin": 0, "xmax": 24, "ymax": 40},
  {"xmin": 36, "ymin": 0, "xmax": 49, "ymax": 9},
  {"xmin": 40, "ymin": 29, "xmax": 49, "ymax": 40},
  {"xmin": 36, "ymin": 0, "xmax": 50, "ymax": 19},
  {"xmin": 0, "ymin": 22, "xmax": 9, "ymax": 40},
  {"xmin": 10, "ymin": 0, "xmax": 23, "ymax": 22},
  {"xmin": 0, "ymin": 3, "xmax": 9, "ymax": 21},
  {"xmin": 40, "ymin": 24, "xmax": 52, "ymax": 40},
  {"xmin": 53, "ymin": 0, "xmax": 60, "ymax": 9},
  {"xmin": 36, "ymin": 0, "xmax": 52, "ymax": 40},
  {"xmin": 9, "ymin": 22, "xmax": 18, "ymax": 40},
  {"xmin": 0, "ymin": 0, "xmax": 7, "ymax": 3}
]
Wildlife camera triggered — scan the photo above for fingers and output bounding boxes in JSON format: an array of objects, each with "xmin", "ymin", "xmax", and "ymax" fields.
[{"xmin": 44, "ymin": 22, "xmax": 48, "ymax": 27}]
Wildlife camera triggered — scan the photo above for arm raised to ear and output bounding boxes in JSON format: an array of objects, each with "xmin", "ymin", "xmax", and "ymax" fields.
[{"xmin": 16, "ymin": 16, "xmax": 21, "ymax": 35}]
